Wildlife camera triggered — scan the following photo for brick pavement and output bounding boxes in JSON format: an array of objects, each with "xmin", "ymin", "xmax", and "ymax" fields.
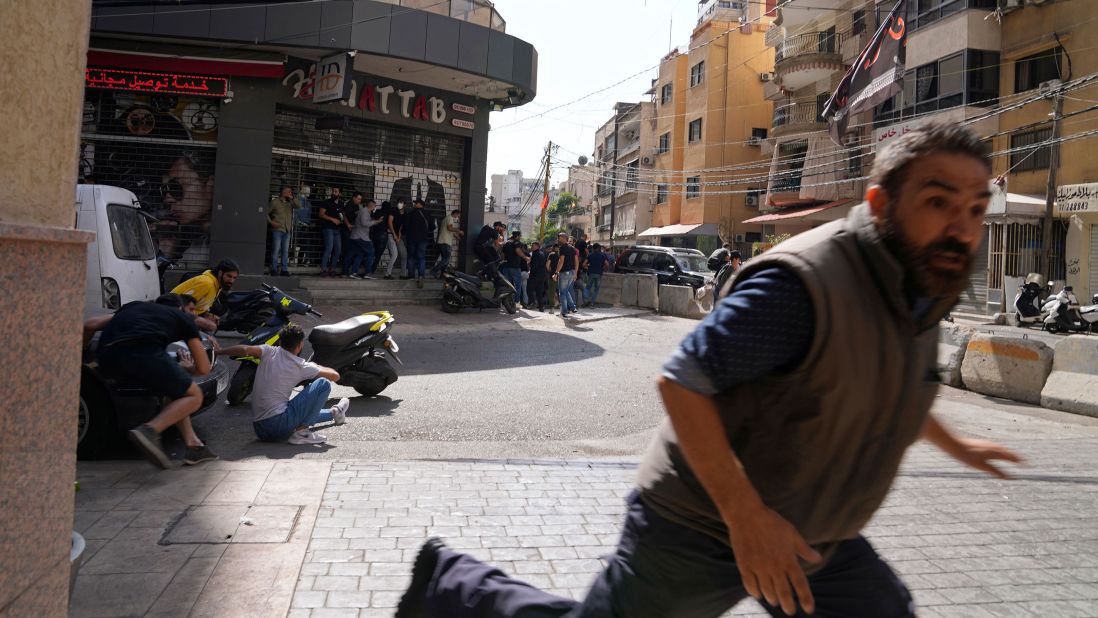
[{"xmin": 289, "ymin": 440, "xmax": 1098, "ymax": 618}]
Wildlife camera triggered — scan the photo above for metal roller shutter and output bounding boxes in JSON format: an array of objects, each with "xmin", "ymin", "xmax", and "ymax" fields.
[
  {"xmin": 80, "ymin": 89, "xmax": 219, "ymax": 270},
  {"xmin": 954, "ymin": 233, "xmax": 989, "ymax": 314},
  {"xmin": 1089, "ymin": 224, "xmax": 1098, "ymax": 301},
  {"xmin": 268, "ymin": 106, "xmax": 465, "ymax": 274}
]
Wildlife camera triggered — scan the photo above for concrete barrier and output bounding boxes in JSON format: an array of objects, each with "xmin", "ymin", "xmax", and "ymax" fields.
[
  {"xmin": 636, "ymin": 274, "xmax": 659, "ymax": 309},
  {"xmin": 1041, "ymin": 335, "xmax": 1098, "ymax": 418},
  {"xmin": 937, "ymin": 323, "xmax": 974, "ymax": 387},
  {"xmin": 620, "ymin": 274, "xmax": 639, "ymax": 307},
  {"xmin": 959, "ymin": 333, "xmax": 1054, "ymax": 404},
  {"xmin": 599, "ymin": 273, "xmax": 624, "ymax": 306},
  {"xmin": 659, "ymin": 284, "xmax": 708, "ymax": 319}
]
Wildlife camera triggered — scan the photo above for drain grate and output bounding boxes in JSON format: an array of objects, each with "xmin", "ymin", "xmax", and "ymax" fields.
[{"xmin": 160, "ymin": 504, "xmax": 302, "ymax": 545}]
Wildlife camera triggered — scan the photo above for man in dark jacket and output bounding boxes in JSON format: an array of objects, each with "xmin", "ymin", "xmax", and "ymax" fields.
[
  {"xmin": 473, "ymin": 221, "xmax": 506, "ymax": 266},
  {"xmin": 402, "ymin": 199, "xmax": 435, "ymax": 287},
  {"xmin": 318, "ymin": 187, "xmax": 345, "ymax": 276},
  {"xmin": 526, "ymin": 241, "xmax": 548, "ymax": 312},
  {"xmin": 395, "ymin": 122, "xmax": 1022, "ymax": 618}
]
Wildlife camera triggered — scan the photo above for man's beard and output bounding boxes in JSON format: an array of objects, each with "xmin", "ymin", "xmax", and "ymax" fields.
[
  {"xmin": 880, "ymin": 211, "xmax": 974, "ymax": 298},
  {"xmin": 219, "ymin": 277, "xmax": 233, "ymax": 291}
]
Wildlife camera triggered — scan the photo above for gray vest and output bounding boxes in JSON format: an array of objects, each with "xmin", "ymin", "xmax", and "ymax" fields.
[{"xmin": 636, "ymin": 203, "xmax": 955, "ymax": 547}]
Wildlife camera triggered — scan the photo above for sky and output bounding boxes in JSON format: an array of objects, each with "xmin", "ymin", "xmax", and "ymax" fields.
[{"xmin": 485, "ymin": 0, "xmax": 700, "ymax": 188}]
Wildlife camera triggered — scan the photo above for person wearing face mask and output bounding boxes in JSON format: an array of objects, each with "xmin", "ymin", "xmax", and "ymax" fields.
[
  {"xmin": 394, "ymin": 121, "xmax": 1023, "ymax": 618},
  {"xmin": 432, "ymin": 209, "xmax": 463, "ymax": 278}
]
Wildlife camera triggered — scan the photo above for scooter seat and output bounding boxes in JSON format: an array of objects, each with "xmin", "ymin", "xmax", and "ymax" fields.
[
  {"xmin": 452, "ymin": 271, "xmax": 481, "ymax": 284},
  {"xmin": 309, "ymin": 314, "xmax": 382, "ymax": 347},
  {"xmin": 225, "ymin": 291, "xmax": 258, "ymax": 303}
]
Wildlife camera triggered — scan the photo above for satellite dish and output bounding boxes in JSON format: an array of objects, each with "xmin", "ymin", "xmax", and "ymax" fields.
[{"xmin": 578, "ymin": 155, "xmax": 588, "ymax": 166}]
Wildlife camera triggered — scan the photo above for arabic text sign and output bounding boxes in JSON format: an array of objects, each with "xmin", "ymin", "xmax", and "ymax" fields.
[
  {"xmin": 1056, "ymin": 183, "xmax": 1098, "ymax": 215},
  {"xmin": 872, "ymin": 120, "xmax": 916, "ymax": 150},
  {"xmin": 85, "ymin": 68, "xmax": 229, "ymax": 97}
]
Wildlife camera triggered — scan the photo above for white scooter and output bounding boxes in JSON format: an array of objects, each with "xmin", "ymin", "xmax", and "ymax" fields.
[
  {"xmin": 1080, "ymin": 294, "xmax": 1098, "ymax": 332},
  {"xmin": 1042, "ymin": 286, "xmax": 1089, "ymax": 334}
]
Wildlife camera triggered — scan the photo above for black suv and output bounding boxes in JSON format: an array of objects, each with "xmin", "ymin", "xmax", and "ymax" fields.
[
  {"xmin": 78, "ymin": 331, "xmax": 229, "ymax": 460},
  {"xmin": 614, "ymin": 246, "xmax": 712, "ymax": 289}
]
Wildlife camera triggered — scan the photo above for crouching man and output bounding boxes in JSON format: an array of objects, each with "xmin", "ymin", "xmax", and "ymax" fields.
[{"xmin": 220, "ymin": 324, "xmax": 349, "ymax": 445}]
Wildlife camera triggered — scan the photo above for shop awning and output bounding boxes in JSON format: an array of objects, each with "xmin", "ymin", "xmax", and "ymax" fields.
[
  {"xmin": 87, "ymin": 48, "xmax": 285, "ymax": 78},
  {"xmin": 986, "ymin": 191, "xmax": 1051, "ymax": 223},
  {"xmin": 743, "ymin": 199, "xmax": 856, "ymax": 223},
  {"xmin": 637, "ymin": 223, "xmax": 719, "ymax": 237}
]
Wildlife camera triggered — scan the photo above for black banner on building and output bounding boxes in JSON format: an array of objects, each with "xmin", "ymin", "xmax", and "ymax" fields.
[{"xmin": 822, "ymin": 0, "xmax": 908, "ymax": 146}]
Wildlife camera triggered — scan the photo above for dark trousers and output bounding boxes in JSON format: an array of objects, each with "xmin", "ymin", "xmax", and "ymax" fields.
[
  {"xmin": 528, "ymin": 276, "xmax": 547, "ymax": 310},
  {"xmin": 423, "ymin": 490, "xmax": 915, "ymax": 618}
]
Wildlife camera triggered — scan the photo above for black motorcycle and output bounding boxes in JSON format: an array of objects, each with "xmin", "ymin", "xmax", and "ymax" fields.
[
  {"xmin": 215, "ymin": 288, "xmax": 274, "ymax": 335},
  {"xmin": 441, "ymin": 260, "xmax": 517, "ymax": 314},
  {"xmin": 225, "ymin": 284, "xmax": 400, "ymax": 405}
]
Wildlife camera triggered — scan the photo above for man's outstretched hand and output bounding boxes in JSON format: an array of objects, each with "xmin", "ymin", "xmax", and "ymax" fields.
[
  {"xmin": 945, "ymin": 437, "xmax": 1024, "ymax": 480},
  {"xmin": 726, "ymin": 503, "xmax": 822, "ymax": 616}
]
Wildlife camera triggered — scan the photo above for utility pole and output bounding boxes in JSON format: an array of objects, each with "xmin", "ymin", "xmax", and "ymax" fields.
[
  {"xmin": 538, "ymin": 140, "xmax": 551, "ymax": 243},
  {"xmin": 608, "ymin": 109, "xmax": 620, "ymax": 244},
  {"xmin": 1042, "ymin": 81, "xmax": 1064, "ymax": 282}
]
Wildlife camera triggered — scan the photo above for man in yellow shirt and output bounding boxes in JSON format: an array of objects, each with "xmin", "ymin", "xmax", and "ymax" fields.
[{"xmin": 171, "ymin": 259, "xmax": 240, "ymax": 330}]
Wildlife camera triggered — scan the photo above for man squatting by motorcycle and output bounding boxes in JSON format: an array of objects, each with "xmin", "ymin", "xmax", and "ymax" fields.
[
  {"xmin": 219, "ymin": 323, "xmax": 350, "ymax": 446},
  {"xmin": 83, "ymin": 293, "xmax": 218, "ymax": 468},
  {"xmin": 393, "ymin": 122, "xmax": 1024, "ymax": 617},
  {"xmin": 171, "ymin": 259, "xmax": 241, "ymax": 332}
]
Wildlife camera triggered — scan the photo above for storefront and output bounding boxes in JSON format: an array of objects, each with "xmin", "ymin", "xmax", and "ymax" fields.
[
  {"xmin": 82, "ymin": 0, "xmax": 537, "ymax": 274},
  {"xmin": 1058, "ymin": 182, "xmax": 1098, "ymax": 303}
]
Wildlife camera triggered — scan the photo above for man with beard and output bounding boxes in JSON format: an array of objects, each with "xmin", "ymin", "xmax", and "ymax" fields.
[
  {"xmin": 171, "ymin": 259, "xmax": 239, "ymax": 330},
  {"xmin": 394, "ymin": 122, "xmax": 1022, "ymax": 618}
]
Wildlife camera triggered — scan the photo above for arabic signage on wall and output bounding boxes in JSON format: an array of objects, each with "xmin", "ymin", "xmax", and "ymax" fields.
[
  {"xmin": 1056, "ymin": 183, "xmax": 1098, "ymax": 215},
  {"xmin": 872, "ymin": 120, "xmax": 916, "ymax": 150},
  {"xmin": 85, "ymin": 68, "xmax": 229, "ymax": 97},
  {"xmin": 282, "ymin": 57, "xmax": 477, "ymax": 133}
]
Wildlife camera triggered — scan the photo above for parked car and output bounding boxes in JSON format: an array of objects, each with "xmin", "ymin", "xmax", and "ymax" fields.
[
  {"xmin": 76, "ymin": 184, "xmax": 230, "ymax": 460},
  {"xmin": 614, "ymin": 246, "xmax": 712, "ymax": 289}
]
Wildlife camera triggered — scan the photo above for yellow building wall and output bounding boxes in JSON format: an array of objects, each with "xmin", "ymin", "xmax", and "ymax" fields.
[{"xmin": 654, "ymin": 54, "xmax": 688, "ymax": 227}]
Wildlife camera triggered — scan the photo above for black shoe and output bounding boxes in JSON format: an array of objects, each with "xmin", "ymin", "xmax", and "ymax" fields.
[
  {"xmin": 127, "ymin": 424, "xmax": 171, "ymax": 470},
  {"xmin": 280, "ymin": 271, "xmax": 291, "ymax": 277},
  {"xmin": 383, "ymin": 275, "xmax": 394, "ymax": 280},
  {"xmin": 183, "ymin": 444, "xmax": 219, "ymax": 466},
  {"xmin": 395, "ymin": 537, "xmax": 446, "ymax": 618}
]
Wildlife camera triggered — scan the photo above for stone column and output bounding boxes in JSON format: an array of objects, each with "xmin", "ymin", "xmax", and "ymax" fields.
[{"xmin": 0, "ymin": 1, "xmax": 93, "ymax": 615}]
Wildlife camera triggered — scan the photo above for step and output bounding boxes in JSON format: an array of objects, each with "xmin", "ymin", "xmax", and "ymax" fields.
[{"xmin": 299, "ymin": 277, "xmax": 443, "ymax": 291}]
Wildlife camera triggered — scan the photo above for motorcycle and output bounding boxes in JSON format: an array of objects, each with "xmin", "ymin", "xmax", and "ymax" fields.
[
  {"xmin": 1042, "ymin": 286, "xmax": 1089, "ymax": 334},
  {"xmin": 1013, "ymin": 280, "xmax": 1045, "ymax": 327},
  {"xmin": 225, "ymin": 284, "xmax": 400, "ymax": 405},
  {"xmin": 440, "ymin": 260, "xmax": 518, "ymax": 315},
  {"xmin": 215, "ymin": 288, "xmax": 275, "ymax": 335},
  {"xmin": 1081, "ymin": 294, "xmax": 1098, "ymax": 332}
]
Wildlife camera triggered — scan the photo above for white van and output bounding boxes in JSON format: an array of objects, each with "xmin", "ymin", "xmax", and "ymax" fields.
[{"xmin": 76, "ymin": 185, "xmax": 160, "ymax": 312}]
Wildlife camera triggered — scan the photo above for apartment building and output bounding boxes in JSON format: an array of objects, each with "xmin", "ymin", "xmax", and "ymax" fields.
[
  {"xmin": 641, "ymin": 0, "xmax": 774, "ymax": 255},
  {"xmin": 489, "ymin": 169, "xmax": 550, "ymax": 237},
  {"xmin": 560, "ymin": 164, "xmax": 596, "ymax": 238},
  {"xmin": 590, "ymin": 101, "xmax": 656, "ymax": 246},
  {"xmin": 993, "ymin": 0, "xmax": 1098, "ymax": 308}
]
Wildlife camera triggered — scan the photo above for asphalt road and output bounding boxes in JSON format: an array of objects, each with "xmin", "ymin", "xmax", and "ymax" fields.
[{"xmin": 193, "ymin": 305, "xmax": 698, "ymax": 461}]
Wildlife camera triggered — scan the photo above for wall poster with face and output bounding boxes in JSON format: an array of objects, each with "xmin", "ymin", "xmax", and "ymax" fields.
[{"xmin": 80, "ymin": 89, "xmax": 219, "ymax": 269}]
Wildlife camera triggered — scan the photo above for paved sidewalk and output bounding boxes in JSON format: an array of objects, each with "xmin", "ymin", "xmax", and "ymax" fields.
[{"xmin": 72, "ymin": 442, "xmax": 1098, "ymax": 617}]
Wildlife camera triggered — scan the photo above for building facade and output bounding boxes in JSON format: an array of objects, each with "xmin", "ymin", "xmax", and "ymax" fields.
[
  {"xmin": 590, "ymin": 102, "xmax": 657, "ymax": 246},
  {"xmin": 81, "ymin": 0, "xmax": 537, "ymax": 275},
  {"xmin": 642, "ymin": 0, "xmax": 775, "ymax": 255},
  {"xmin": 561, "ymin": 164, "xmax": 596, "ymax": 238}
]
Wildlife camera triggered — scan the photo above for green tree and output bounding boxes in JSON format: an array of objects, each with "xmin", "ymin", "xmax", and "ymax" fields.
[{"xmin": 549, "ymin": 191, "xmax": 579, "ymax": 218}]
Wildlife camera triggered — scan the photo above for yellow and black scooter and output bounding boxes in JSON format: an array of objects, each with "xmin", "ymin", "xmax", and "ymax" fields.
[{"xmin": 225, "ymin": 284, "xmax": 400, "ymax": 405}]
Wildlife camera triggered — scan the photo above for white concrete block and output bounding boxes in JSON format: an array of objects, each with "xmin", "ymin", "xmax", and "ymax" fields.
[
  {"xmin": 960, "ymin": 333, "xmax": 1054, "ymax": 404},
  {"xmin": 1041, "ymin": 335, "xmax": 1098, "ymax": 418}
]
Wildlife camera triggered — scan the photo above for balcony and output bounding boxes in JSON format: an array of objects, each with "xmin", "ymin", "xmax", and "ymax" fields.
[
  {"xmin": 776, "ymin": 0, "xmax": 848, "ymax": 29},
  {"xmin": 772, "ymin": 100, "xmax": 825, "ymax": 137},
  {"xmin": 774, "ymin": 31, "xmax": 846, "ymax": 92}
]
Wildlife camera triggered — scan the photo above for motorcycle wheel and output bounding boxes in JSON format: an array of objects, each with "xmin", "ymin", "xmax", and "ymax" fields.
[
  {"xmin": 349, "ymin": 356, "xmax": 397, "ymax": 397},
  {"xmin": 502, "ymin": 295, "xmax": 517, "ymax": 315},
  {"xmin": 441, "ymin": 295, "xmax": 462, "ymax": 314},
  {"xmin": 226, "ymin": 363, "xmax": 257, "ymax": 406}
]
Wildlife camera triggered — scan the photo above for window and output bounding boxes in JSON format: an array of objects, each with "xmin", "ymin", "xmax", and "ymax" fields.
[
  {"xmin": 690, "ymin": 61, "xmax": 705, "ymax": 87},
  {"xmin": 661, "ymin": 83, "xmax": 673, "ymax": 105},
  {"xmin": 626, "ymin": 162, "xmax": 639, "ymax": 190},
  {"xmin": 751, "ymin": 127, "xmax": 768, "ymax": 140},
  {"xmin": 686, "ymin": 176, "xmax": 701, "ymax": 199},
  {"xmin": 912, "ymin": 0, "xmax": 997, "ymax": 30},
  {"xmin": 634, "ymin": 252, "xmax": 655, "ymax": 268},
  {"xmin": 1015, "ymin": 47, "xmax": 1062, "ymax": 93},
  {"xmin": 653, "ymin": 254, "xmax": 675, "ymax": 272},
  {"xmin": 1010, "ymin": 127, "xmax": 1053, "ymax": 173},
  {"xmin": 688, "ymin": 118, "xmax": 703, "ymax": 142},
  {"xmin": 815, "ymin": 93, "xmax": 829, "ymax": 122},
  {"xmin": 873, "ymin": 51, "xmax": 977, "ymax": 126},
  {"xmin": 966, "ymin": 50, "xmax": 1000, "ymax": 106},
  {"xmin": 658, "ymin": 132, "xmax": 671, "ymax": 154},
  {"xmin": 656, "ymin": 184, "xmax": 669, "ymax": 204},
  {"xmin": 107, "ymin": 204, "xmax": 156, "ymax": 260},
  {"xmin": 851, "ymin": 9, "xmax": 866, "ymax": 35}
]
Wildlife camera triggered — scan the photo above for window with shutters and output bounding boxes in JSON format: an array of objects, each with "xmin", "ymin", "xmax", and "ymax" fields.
[
  {"xmin": 1009, "ymin": 127, "xmax": 1053, "ymax": 173},
  {"xmin": 688, "ymin": 118, "xmax": 703, "ymax": 143},
  {"xmin": 686, "ymin": 176, "xmax": 701, "ymax": 199},
  {"xmin": 690, "ymin": 61, "xmax": 705, "ymax": 87}
]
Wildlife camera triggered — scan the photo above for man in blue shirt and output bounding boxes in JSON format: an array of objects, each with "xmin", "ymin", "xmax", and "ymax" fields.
[{"xmin": 582, "ymin": 243, "xmax": 612, "ymax": 307}]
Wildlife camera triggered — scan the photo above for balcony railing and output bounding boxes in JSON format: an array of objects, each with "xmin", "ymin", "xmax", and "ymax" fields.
[
  {"xmin": 770, "ymin": 176, "xmax": 802, "ymax": 194},
  {"xmin": 772, "ymin": 101, "xmax": 824, "ymax": 129},
  {"xmin": 775, "ymin": 31, "xmax": 845, "ymax": 64}
]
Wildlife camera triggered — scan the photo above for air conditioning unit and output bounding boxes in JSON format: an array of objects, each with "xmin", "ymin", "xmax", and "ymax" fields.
[
  {"xmin": 745, "ymin": 194, "xmax": 759, "ymax": 207},
  {"xmin": 747, "ymin": 136, "xmax": 761, "ymax": 146},
  {"xmin": 641, "ymin": 156, "xmax": 655, "ymax": 166},
  {"xmin": 1039, "ymin": 79, "xmax": 1062, "ymax": 96},
  {"xmin": 759, "ymin": 72, "xmax": 774, "ymax": 82},
  {"xmin": 734, "ymin": 234, "xmax": 746, "ymax": 243}
]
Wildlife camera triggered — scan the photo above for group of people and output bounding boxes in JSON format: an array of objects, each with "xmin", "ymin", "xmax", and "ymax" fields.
[
  {"xmin": 83, "ymin": 260, "xmax": 352, "ymax": 468},
  {"xmin": 475, "ymin": 222, "xmax": 616, "ymax": 317},
  {"xmin": 268, "ymin": 186, "xmax": 462, "ymax": 286}
]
